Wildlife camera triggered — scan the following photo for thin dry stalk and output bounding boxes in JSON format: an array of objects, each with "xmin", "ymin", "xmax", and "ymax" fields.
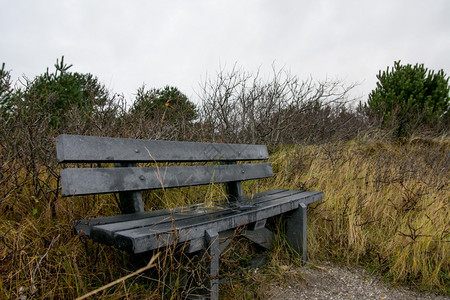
[
  {"xmin": 75, "ymin": 252, "xmax": 160, "ymax": 300},
  {"xmin": 30, "ymin": 234, "xmax": 60, "ymax": 295}
]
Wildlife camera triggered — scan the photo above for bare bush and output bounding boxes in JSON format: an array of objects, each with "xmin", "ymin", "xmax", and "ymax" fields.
[
  {"xmin": 198, "ymin": 65, "xmax": 366, "ymax": 144},
  {"xmin": 0, "ymin": 82, "xmax": 126, "ymax": 218}
]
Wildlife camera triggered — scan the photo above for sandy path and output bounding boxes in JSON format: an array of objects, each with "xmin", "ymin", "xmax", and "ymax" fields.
[{"xmin": 266, "ymin": 261, "xmax": 448, "ymax": 300}]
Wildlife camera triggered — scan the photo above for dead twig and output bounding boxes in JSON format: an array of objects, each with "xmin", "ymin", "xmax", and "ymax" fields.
[
  {"xmin": 75, "ymin": 252, "xmax": 160, "ymax": 300},
  {"xmin": 30, "ymin": 234, "xmax": 60, "ymax": 296}
]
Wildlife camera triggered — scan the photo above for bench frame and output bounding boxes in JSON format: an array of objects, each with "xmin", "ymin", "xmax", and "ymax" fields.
[{"xmin": 56, "ymin": 134, "xmax": 323, "ymax": 299}]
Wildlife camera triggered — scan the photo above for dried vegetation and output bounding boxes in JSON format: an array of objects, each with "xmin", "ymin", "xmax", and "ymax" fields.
[{"xmin": 0, "ymin": 62, "xmax": 448, "ymax": 298}]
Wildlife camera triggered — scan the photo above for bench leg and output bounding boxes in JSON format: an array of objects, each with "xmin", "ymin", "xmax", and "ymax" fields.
[
  {"xmin": 286, "ymin": 203, "xmax": 308, "ymax": 264},
  {"xmin": 189, "ymin": 229, "xmax": 219, "ymax": 300},
  {"xmin": 204, "ymin": 229, "xmax": 219, "ymax": 299}
]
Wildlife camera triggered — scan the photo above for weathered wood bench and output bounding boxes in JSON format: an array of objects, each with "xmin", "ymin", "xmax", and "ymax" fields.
[{"xmin": 56, "ymin": 134, "xmax": 323, "ymax": 299}]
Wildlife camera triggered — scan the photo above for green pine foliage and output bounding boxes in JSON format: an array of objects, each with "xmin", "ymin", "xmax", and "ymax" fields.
[
  {"xmin": 0, "ymin": 63, "xmax": 14, "ymax": 117},
  {"xmin": 0, "ymin": 63, "xmax": 12, "ymax": 100},
  {"xmin": 3, "ymin": 57, "xmax": 110, "ymax": 129},
  {"xmin": 130, "ymin": 85, "xmax": 197, "ymax": 123},
  {"xmin": 28, "ymin": 57, "xmax": 109, "ymax": 128},
  {"xmin": 367, "ymin": 61, "xmax": 449, "ymax": 137}
]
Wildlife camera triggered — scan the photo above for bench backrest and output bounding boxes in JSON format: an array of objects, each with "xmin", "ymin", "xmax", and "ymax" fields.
[{"xmin": 56, "ymin": 134, "xmax": 273, "ymax": 213}]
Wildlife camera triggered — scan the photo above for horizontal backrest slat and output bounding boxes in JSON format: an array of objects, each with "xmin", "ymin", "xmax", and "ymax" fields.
[
  {"xmin": 56, "ymin": 135, "xmax": 269, "ymax": 163},
  {"xmin": 61, "ymin": 163, "xmax": 273, "ymax": 196}
]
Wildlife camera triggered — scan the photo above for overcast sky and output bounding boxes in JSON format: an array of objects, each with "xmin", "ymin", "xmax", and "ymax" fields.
[{"xmin": 1, "ymin": 0, "xmax": 449, "ymax": 105}]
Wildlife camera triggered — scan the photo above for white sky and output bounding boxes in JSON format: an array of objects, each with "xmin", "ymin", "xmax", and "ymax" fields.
[{"xmin": 1, "ymin": 0, "xmax": 449, "ymax": 105}]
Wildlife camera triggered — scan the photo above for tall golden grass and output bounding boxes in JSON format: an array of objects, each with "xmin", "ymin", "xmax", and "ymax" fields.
[
  {"xmin": 265, "ymin": 135, "xmax": 449, "ymax": 292},
  {"xmin": 0, "ymin": 136, "xmax": 448, "ymax": 298}
]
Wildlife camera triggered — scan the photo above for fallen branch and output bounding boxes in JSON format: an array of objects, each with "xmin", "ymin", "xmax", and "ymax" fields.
[{"xmin": 76, "ymin": 252, "xmax": 160, "ymax": 300}]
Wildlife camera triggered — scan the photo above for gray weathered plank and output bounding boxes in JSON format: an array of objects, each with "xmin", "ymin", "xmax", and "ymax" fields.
[
  {"xmin": 56, "ymin": 134, "xmax": 269, "ymax": 163},
  {"xmin": 73, "ymin": 189, "xmax": 290, "ymax": 238},
  {"xmin": 111, "ymin": 190, "xmax": 323, "ymax": 253},
  {"xmin": 82, "ymin": 189, "xmax": 304, "ymax": 240},
  {"xmin": 61, "ymin": 163, "xmax": 273, "ymax": 196}
]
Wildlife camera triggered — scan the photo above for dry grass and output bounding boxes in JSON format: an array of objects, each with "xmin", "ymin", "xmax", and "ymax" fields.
[
  {"xmin": 0, "ymin": 136, "xmax": 448, "ymax": 298},
  {"xmin": 265, "ymin": 135, "xmax": 449, "ymax": 293}
]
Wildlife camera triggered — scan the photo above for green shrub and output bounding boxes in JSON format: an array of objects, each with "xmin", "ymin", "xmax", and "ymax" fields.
[{"xmin": 367, "ymin": 61, "xmax": 449, "ymax": 137}]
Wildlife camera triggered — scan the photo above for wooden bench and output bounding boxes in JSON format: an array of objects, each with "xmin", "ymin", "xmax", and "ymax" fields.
[{"xmin": 56, "ymin": 134, "xmax": 323, "ymax": 299}]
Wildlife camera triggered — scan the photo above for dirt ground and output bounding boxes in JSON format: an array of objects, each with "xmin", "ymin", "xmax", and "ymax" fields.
[{"xmin": 266, "ymin": 261, "xmax": 448, "ymax": 300}]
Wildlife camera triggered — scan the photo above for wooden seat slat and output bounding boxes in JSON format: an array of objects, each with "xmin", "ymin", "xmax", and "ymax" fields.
[
  {"xmin": 88, "ymin": 189, "xmax": 303, "ymax": 238},
  {"xmin": 74, "ymin": 189, "xmax": 290, "ymax": 236},
  {"xmin": 116, "ymin": 190, "xmax": 320, "ymax": 238},
  {"xmin": 106, "ymin": 191, "xmax": 323, "ymax": 253}
]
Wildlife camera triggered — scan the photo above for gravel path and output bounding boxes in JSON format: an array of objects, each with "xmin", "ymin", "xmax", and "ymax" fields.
[{"xmin": 267, "ymin": 261, "xmax": 448, "ymax": 300}]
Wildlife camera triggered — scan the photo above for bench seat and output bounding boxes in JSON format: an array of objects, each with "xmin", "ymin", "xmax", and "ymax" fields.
[{"xmin": 75, "ymin": 189, "xmax": 323, "ymax": 254}]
